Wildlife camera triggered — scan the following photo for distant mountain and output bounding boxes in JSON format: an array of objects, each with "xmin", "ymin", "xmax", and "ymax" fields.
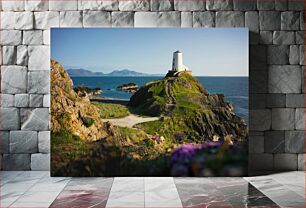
[
  {"xmin": 66, "ymin": 69, "xmax": 104, "ymax": 77},
  {"xmin": 66, "ymin": 68, "xmax": 162, "ymax": 77},
  {"xmin": 107, "ymin": 69, "xmax": 148, "ymax": 77}
]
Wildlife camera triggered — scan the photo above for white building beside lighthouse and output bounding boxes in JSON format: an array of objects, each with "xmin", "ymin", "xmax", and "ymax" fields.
[{"xmin": 166, "ymin": 50, "xmax": 191, "ymax": 77}]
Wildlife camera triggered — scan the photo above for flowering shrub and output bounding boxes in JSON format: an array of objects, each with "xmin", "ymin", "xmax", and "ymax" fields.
[{"xmin": 170, "ymin": 140, "xmax": 247, "ymax": 177}]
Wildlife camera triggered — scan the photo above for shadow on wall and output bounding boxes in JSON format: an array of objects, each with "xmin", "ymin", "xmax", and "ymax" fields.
[{"xmin": 248, "ymin": 30, "xmax": 304, "ymax": 175}]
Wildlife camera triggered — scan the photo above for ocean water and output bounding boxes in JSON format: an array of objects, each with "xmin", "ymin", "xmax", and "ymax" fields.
[{"xmin": 71, "ymin": 76, "xmax": 249, "ymax": 123}]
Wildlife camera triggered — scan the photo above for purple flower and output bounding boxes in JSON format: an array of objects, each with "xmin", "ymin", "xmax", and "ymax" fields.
[{"xmin": 170, "ymin": 141, "xmax": 222, "ymax": 164}]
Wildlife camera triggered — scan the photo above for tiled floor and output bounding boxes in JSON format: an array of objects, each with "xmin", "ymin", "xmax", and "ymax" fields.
[{"xmin": 1, "ymin": 171, "xmax": 305, "ymax": 208}]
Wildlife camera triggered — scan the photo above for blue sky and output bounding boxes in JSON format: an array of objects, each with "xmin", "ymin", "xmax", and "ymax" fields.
[{"xmin": 51, "ymin": 28, "xmax": 248, "ymax": 76}]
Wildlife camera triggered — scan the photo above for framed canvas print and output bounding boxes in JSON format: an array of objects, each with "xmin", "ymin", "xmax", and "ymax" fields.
[{"xmin": 51, "ymin": 28, "xmax": 249, "ymax": 177}]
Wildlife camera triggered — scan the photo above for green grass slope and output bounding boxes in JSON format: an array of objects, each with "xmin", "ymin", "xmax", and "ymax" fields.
[{"xmin": 130, "ymin": 72, "xmax": 248, "ymax": 143}]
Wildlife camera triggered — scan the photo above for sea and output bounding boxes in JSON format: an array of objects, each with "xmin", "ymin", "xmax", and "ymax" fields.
[{"xmin": 71, "ymin": 77, "xmax": 249, "ymax": 123}]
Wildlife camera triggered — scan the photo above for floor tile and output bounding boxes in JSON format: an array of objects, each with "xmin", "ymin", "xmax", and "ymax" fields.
[
  {"xmin": 111, "ymin": 177, "xmax": 144, "ymax": 192},
  {"xmin": 0, "ymin": 171, "xmax": 24, "ymax": 186},
  {"xmin": 50, "ymin": 190, "xmax": 109, "ymax": 208},
  {"xmin": 245, "ymin": 176, "xmax": 305, "ymax": 207},
  {"xmin": 145, "ymin": 189, "xmax": 183, "ymax": 208},
  {"xmin": 175, "ymin": 178, "xmax": 231, "ymax": 208},
  {"xmin": 9, "ymin": 201, "xmax": 52, "ymax": 208},
  {"xmin": 145, "ymin": 177, "xmax": 177, "ymax": 192},
  {"xmin": 106, "ymin": 192, "xmax": 144, "ymax": 208},
  {"xmin": 51, "ymin": 177, "xmax": 113, "ymax": 208},
  {"xmin": 64, "ymin": 177, "xmax": 113, "ymax": 193}
]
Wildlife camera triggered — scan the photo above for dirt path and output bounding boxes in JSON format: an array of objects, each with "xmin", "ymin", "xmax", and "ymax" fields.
[
  {"xmin": 102, "ymin": 114, "xmax": 159, "ymax": 128},
  {"xmin": 166, "ymin": 80, "xmax": 175, "ymax": 112}
]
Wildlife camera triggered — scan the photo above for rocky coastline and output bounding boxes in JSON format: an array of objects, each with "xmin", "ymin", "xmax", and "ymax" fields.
[
  {"xmin": 74, "ymin": 85, "xmax": 103, "ymax": 98},
  {"xmin": 116, "ymin": 82, "xmax": 139, "ymax": 93}
]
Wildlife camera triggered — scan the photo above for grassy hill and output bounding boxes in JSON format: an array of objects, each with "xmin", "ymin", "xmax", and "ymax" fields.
[{"xmin": 129, "ymin": 72, "xmax": 248, "ymax": 143}]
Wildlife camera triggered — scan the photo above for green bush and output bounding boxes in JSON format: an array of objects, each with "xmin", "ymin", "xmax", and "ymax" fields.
[{"xmin": 82, "ymin": 117, "xmax": 95, "ymax": 128}]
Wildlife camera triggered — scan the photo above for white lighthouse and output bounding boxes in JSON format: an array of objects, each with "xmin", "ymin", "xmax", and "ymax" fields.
[
  {"xmin": 166, "ymin": 50, "xmax": 191, "ymax": 77},
  {"xmin": 171, "ymin": 50, "xmax": 189, "ymax": 72}
]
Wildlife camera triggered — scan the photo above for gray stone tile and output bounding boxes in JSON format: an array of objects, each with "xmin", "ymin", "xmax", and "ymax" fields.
[
  {"xmin": 249, "ymin": 154, "xmax": 273, "ymax": 171},
  {"xmin": 249, "ymin": 109, "xmax": 271, "ymax": 131},
  {"xmin": 112, "ymin": 12, "xmax": 134, "ymax": 27},
  {"xmin": 83, "ymin": 11, "xmax": 111, "ymax": 27},
  {"xmin": 119, "ymin": 0, "xmax": 150, "ymax": 11},
  {"xmin": 269, "ymin": 65, "xmax": 301, "ymax": 93},
  {"xmin": 249, "ymin": 93, "xmax": 266, "ymax": 109},
  {"xmin": 28, "ymin": 46, "xmax": 50, "ymax": 71},
  {"xmin": 285, "ymin": 130, "xmax": 304, "ymax": 153},
  {"xmin": 273, "ymin": 31, "xmax": 295, "ymax": 45},
  {"xmin": 250, "ymin": 70, "xmax": 268, "ymax": 93},
  {"xmin": 151, "ymin": 0, "xmax": 173, "ymax": 11},
  {"xmin": 289, "ymin": 45, "xmax": 300, "ymax": 64},
  {"xmin": 10, "ymin": 131, "xmax": 38, "ymax": 153},
  {"xmin": 259, "ymin": 11, "xmax": 281, "ymax": 30},
  {"xmin": 0, "ymin": 108, "xmax": 20, "ymax": 130},
  {"xmin": 266, "ymin": 93, "xmax": 285, "ymax": 108},
  {"xmin": 29, "ymin": 94, "xmax": 44, "ymax": 107},
  {"xmin": 296, "ymin": 31, "xmax": 304, "ymax": 44},
  {"xmin": 1, "ymin": 66, "xmax": 27, "ymax": 94},
  {"xmin": 295, "ymin": 108, "xmax": 305, "ymax": 130},
  {"xmin": 272, "ymin": 108, "xmax": 295, "ymax": 130},
  {"xmin": 21, "ymin": 108, "xmax": 49, "ymax": 131},
  {"xmin": 60, "ymin": 11, "xmax": 82, "ymax": 27},
  {"xmin": 14, "ymin": 94, "xmax": 29, "ymax": 108},
  {"xmin": 233, "ymin": 0, "xmax": 256, "ymax": 10},
  {"xmin": 216, "ymin": 11, "xmax": 244, "ymax": 27},
  {"xmin": 193, "ymin": 12, "xmax": 215, "ymax": 27},
  {"xmin": 250, "ymin": 45, "xmax": 267, "ymax": 68},
  {"xmin": 31, "ymin": 153, "xmax": 50, "ymax": 170},
  {"xmin": 260, "ymin": 31, "xmax": 272, "ymax": 44},
  {"xmin": 249, "ymin": 136, "xmax": 264, "ymax": 153},
  {"xmin": 298, "ymin": 154, "xmax": 305, "ymax": 170},
  {"xmin": 27, "ymin": 71, "xmax": 50, "ymax": 94},
  {"xmin": 174, "ymin": 0, "xmax": 205, "ymax": 11},
  {"xmin": 206, "ymin": 0, "xmax": 233, "ymax": 10},
  {"xmin": 275, "ymin": 0, "xmax": 287, "ymax": 11},
  {"xmin": 3, "ymin": 154, "xmax": 31, "ymax": 170},
  {"xmin": 299, "ymin": 45, "xmax": 304, "ymax": 65},
  {"xmin": 288, "ymin": 0, "xmax": 304, "ymax": 11},
  {"xmin": 1, "ymin": 30, "xmax": 22, "ymax": 45},
  {"xmin": 257, "ymin": 0, "xmax": 274, "ymax": 10},
  {"xmin": 274, "ymin": 154, "xmax": 298, "ymax": 170},
  {"xmin": 267, "ymin": 45, "xmax": 289, "ymax": 64},
  {"xmin": 17, "ymin": 45, "xmax": 28, "ymax": 66},
  {"xmin": 286, "ymin": 94, "xmax": 304, "ymax": 107},
  {"xmin": 281, "ymin": 11, "xmax": 300, "ymax": 30},
  {"xmin": 23, "ymin": 30, "xmax": 43, "ymax": 45},
  {"xmin": 245, "ymin": 11, "xmax": 258, "ymax": 32},
  {"xmin": 38, "ymin": 131, "xmax": 50, "ymax": 153},
  {"xmin": 78, "ymin": 0, "xmax": 118, "ymax": 11},
  {"xmin": 0, "ymin": 131, "xmax": 9, "ymax": 154},
  {"xmin": 2, "ymin": 46, "xmax": 17, "ymax": 65},
  {"xmin": 0, "ymin": 94, "xmax": 14, "ymax": 107},
  {"xmin": 181, "ymin": 12, "xmax": 192, "ymax": 27},
  {"xmin": 34, "ymin": 11, "xmax": 60, "ymax": 29},
  {"xmin": 135, "ymin": 12, "xmax": 180, "ymax": 27},
  {"xmin": 264, "ymin": 131, "xmax": 285, "ymax": 153},
  {"xmin": 300, "ymin": 11, "xmax": 304, "ymax": 30}
]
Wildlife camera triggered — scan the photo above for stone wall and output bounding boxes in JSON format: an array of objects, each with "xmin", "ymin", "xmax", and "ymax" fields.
[{"xmin": 0, "ymin": 0, "xmax": 304, "ymax": 173}]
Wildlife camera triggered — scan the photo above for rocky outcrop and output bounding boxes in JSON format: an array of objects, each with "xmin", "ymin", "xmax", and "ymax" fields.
[
  {"xmin": 74, "ymin": 85, "xmax": 102, "ymax": 98},
  {"xmin": 51, "ymin": 60, "xmax": 121, "ymax": 142},
  {"xmin": 129, "ymin": 72, "xmax": 248, "ymax": 142},
  {"xmin": 116, "ymin": 82, "xmax": 139, "ymax": 93}
]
